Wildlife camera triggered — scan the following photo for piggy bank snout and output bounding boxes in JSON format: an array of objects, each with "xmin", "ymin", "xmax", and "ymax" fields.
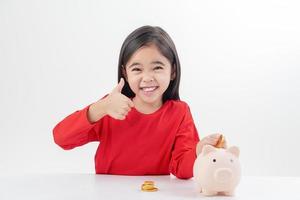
[{"xmin": 214, "ymin": 168, "xmax": 233, "ymax": 183}]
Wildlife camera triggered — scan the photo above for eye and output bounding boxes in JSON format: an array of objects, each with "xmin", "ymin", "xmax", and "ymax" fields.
[
  {"xmin": 154, "ymin": 66, "xmax": 163, "ymax": 70},
  {"xmin": 213, "ymin": 159, "xmax": 216, "ymax": 162},
  {"xmin": 230, "ymin": 159, "xmax": 234, "ymax": 163},
  {"xmin": 131, "ymin": 68, "xmax": 141, "ymax": 72}
]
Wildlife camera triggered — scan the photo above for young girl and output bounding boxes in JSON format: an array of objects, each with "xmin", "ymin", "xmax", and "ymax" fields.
[{"xmin": 53, "ymin": 25, "xmax": 225, "ymax": 179}]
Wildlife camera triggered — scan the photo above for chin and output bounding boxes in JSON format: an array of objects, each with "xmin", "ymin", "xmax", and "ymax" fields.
[{"xmin": 138, "ymin": 95, "xmax": 162, "ymax": 105}]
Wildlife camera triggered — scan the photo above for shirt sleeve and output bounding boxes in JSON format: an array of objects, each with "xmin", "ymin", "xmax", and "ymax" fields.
[
  {"xmin": 169, "ymin": 104, "xmax": 200, "ymax": 179},
  {"xmin": 52, "ymin": 105, "xmax": 102, "ymax": 150}
]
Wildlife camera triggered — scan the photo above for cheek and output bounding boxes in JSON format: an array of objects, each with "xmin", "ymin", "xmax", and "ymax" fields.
[
  {"xmin": 127, "ymin": 76, "xmax": 140, "ymax": 90},
  {"xmin": 156, "ymin": 73, "xmax": 171, "ymax": 86}
]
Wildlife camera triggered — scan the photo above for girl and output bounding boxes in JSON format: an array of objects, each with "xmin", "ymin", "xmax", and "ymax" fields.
[{"xmin": 53, "ymin": 25, "xmax": 225, "ymax": 179}]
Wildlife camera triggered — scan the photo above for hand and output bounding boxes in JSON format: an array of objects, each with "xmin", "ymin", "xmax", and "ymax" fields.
[
  {"xmin": 196, "ymin": 133, "xmax": 227, "ymax": 156},
  {"xmin": 102, "ymin": 78, "xmax": 134, "ymax": 120},
  {"xmin": 88, "ymin": 78, "xmax": 134, "ymax": 122}
]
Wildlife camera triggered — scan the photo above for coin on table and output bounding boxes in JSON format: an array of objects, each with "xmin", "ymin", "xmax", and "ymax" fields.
[{"xmin": 141, "ymin": 180, "xmax": 158, "ymax": 192}]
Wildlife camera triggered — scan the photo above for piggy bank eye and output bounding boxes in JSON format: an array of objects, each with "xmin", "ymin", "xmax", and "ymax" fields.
[
  {"xmin": 213, "ymin": 159, "xmax": 216, "ymax": 162},
  {"xmin": 230, "ymin": 159, "xmax": 234, "ymax": 163}
]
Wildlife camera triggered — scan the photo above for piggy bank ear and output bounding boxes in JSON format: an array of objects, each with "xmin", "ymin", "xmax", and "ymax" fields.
[
  {"xmin": 227, "ymin": 146, "xmax": 240, "ymax": 157},
  {"xmin": 202, "ymin": 145, "xmax": 216, "ymax": 156}
]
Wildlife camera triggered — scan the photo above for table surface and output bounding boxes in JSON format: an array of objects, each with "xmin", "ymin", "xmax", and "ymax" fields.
[{"xmin": 1, "ymin": 174, "xmax": 300, "ymax": 200}]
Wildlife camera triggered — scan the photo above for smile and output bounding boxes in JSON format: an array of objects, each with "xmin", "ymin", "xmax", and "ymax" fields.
[{"xmin": 140, "ymin": 86, "xmax": 159, "ymax": 92}]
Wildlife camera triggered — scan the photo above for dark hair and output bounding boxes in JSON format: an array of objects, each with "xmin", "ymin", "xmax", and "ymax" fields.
[{"xmin": 117, "ymin": 25, "xmax": 181, "ymax": 102}]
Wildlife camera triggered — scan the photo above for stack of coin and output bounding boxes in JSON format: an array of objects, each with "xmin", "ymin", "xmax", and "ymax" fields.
[
  {"xmin": 215, "ymin": 134, "xmax": 225, "ymax": 148},
  {"xmin": 141, "ymin": 181, "xmax": 158, "ymax": 192}
]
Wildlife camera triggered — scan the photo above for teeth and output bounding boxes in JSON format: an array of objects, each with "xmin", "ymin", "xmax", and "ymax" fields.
[{"xmin": 142, "ymin": 87, "xmax": 157, "ymax": 92}]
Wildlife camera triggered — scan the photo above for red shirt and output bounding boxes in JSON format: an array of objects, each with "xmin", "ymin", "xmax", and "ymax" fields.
[{"xmin": 53, "ymin": 100, "xmax": 199, "ymax": 179}]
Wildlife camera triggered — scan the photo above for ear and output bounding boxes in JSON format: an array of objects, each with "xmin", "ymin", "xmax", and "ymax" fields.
[
  {"xmin": 171, "ymin": 65, "xmax": 176, "ymax": 80},
  {"xmin": 202, "ymin": 145, "xmax": 216, "ymax": 156},
  {"xmin": 171, "ymin": 72, "xmax": 176, "ymax": 80},
  {"xmin": 227, "ymin": 146, "xmax": 240, "ymax": 157},
  {"xmin": 121, "ymin": 65, "xmax": 128, "ymax": 81}
]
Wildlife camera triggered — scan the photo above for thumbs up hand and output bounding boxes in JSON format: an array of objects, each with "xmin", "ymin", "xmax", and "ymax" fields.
[
  {"xmin": 104, "ymin": 78, "xmax": 134, "ymax": 120},
  {"xmin": 88, "ymin": 78, "xmax": 134, "ymax": 122}
]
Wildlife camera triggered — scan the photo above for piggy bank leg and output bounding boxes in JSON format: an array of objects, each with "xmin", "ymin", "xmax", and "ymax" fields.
[
  {"xmin": 202, "ymin": 189, "xmax": 218, "ymax": 196},
  {"xmin": 223, "ymin": 190, "xmax": 235, "ymax": 196}
]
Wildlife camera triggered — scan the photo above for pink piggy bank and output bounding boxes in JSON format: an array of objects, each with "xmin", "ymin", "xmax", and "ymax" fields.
[{"xmin": 193, "ymin": 145, "xmax": 241, "ymax": 196}]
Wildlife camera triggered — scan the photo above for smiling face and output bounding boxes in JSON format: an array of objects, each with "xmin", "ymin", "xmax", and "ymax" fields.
[{"xmin": 123, "ymin": 43, "xmax": 175, "ymax": 109}]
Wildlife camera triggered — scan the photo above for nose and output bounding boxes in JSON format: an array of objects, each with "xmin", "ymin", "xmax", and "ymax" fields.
[
  {"xmin": 143, "ymin": 78, "xmax": 154, "ymax": 83},
  {"xmin": 214, "ymin": 168, "xmax": 232, "ymax": 183},
  {"xmin": 142, "ymin": 73, "xmax": 154, "ymax": 83}
]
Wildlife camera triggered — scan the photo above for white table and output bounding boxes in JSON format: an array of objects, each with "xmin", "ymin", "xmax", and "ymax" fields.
[{"xmin": 1, "ymin": 174, "xmax": 299, "ymax": 200}]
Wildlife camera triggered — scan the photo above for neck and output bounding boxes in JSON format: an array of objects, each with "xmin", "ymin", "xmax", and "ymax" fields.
[{"xmin": 133, "ymin": 97, "xmax": 163, "ymax": 114}]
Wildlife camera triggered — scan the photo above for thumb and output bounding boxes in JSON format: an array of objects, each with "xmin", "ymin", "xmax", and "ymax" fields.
[{"xmin": 112, "ymin": 78, "xmax": 125, "ymax": 93}]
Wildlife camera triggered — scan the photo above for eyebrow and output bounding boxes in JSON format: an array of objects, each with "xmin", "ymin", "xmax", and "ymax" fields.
[
  {"xmin": 151, "ymin": 61, "xmax": 165, "ymax": 66},
  {"xmin": 127, "ymin": 61, "xmax": 165, "ymax": 69},
  {"xmin": 128, "ymin": 62, "xmax": 141, "ymax": 69}
]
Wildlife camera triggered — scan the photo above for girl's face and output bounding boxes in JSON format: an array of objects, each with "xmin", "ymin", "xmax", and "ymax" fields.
[{"xmin": 124, "ymin": 44, "xmax": 174, "ymax": 107}]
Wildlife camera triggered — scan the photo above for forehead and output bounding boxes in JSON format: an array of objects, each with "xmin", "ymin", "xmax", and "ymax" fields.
[{"xmin": 126, "ymin": 44, "xmax": 170, "ymax": 66}]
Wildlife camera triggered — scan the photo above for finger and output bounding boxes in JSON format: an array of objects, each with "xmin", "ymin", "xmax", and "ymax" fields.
[
  {"xmin": 222, "ymin": 138, "xmax": 228, "ymax": 148},
  {"xmin": 115, "ymin": 116, "xmax": 125, "ymax": 120},
  {"xmin": 122, "ymin": 106, "xmax": 131, "ymax": 113},
  {"xmin": 122, "ymin": 111, "xmax": 129, "ymax": 116},
  {"xmin": 121, "ymin": 96, "xmax": 134, "ymax": 108},
  {"xmin": 205, "ymin": 135, "xmax": 219, "ymax": 142},
  {"xmin": 112, "ymin": 78, "xmax": 125, "ymax": 93},
  {"xmin": 201, "ymin": 139, "xmax": 214, "ymax": 146},
  {"xmin": 211, "ymin": 139, "xmax": 219, "ymax": 146},
  {"xmin": 223, "ymin": 140, "xmax": 228, "ymax": 148},
  {"xmin": 127, "ymin": 99, "xmax": 134, "ymax": 108},
  {"xmin": 113, "ymin": 113, "xmax": 126, "ymax": 120},
  {"xmin": 120, "ymin": 116, "xmax": 126, "ymax": 120},
  {"xmin": 209, "ymin": 133, "xmax": 221, "ymax": 139},
  {"xmin": 117, "ymin": 115, "xmax": 126, "ymax": 120},
  {"xmin": 119, "ymin": 113, "xmax": 126, "ymax": 120},
  {"xmin": 118, "ymin": 110, "xmax": 128, "ymax": 117},
  {"xmin": 204, "ymin": 137, "xmax": 219, "ymax": 145},
  {"xmin": 110, "ymin": 110, "xmax": 125, "ymax": 120}
]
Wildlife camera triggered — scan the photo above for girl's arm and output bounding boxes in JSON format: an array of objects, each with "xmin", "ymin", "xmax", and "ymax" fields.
[
  {"xmin": 169, "ymin": 104, "xmax": 200, "ymax": 179},
  {"xmin": 53, "ymin": 104, "xmax": 103, "ymax": 150},
  {"xmin": 53, "ymin": 78, "xmax": 134, "ymax": 150}
]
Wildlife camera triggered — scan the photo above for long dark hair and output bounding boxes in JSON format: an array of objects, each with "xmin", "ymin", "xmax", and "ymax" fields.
[{"xmin": 117, "ymin": 25, "xmax": 181, "ymax": 103}]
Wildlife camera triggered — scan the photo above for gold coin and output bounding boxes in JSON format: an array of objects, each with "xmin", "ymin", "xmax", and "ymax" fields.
[
  {"xmin": 142, "ymin": 184, "xmax": 154, "ymax": 190},
  {"xmin": 142, "ymin": 183, "xmax": 154, "ymax": 186},
  {"xmin": 141, "ymin": 181, "xmax": 158, "ymax": 192},
  {"xmin": 142, "ymin": 187, "xmax": 158, "ymax": 192},
  {"xmin": 215, "ymin": 134, "xmax": 225, "ymax": 148},
  {"xmin": 144, "ymin": 181, "xmax": 154, "ymax": 184}
]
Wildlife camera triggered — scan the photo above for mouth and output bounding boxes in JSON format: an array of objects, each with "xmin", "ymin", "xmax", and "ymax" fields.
[{"xmin": 140, "ymin": 86, "xmax": 159, "ymax": 92}]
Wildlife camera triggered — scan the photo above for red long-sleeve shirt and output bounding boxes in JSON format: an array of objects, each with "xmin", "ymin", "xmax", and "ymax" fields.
[{"xmin": 53, "ymin": 100, "xmax": 199, "ymax": 179}]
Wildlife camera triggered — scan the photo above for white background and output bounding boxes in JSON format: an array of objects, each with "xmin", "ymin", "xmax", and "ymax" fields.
[{"xmin": 0, "ymin": 0, "xmax": 299, "ymax": 177}]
